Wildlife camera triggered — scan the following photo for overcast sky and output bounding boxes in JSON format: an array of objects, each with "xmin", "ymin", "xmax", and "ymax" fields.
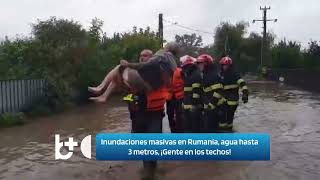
[{"xmin": 1, "ymin": 0, "xmax": 319, "ymax": 47}]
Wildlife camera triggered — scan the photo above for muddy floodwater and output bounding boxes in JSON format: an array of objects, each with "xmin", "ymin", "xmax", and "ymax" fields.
[{"xmin": 0, "ymin": 77, "xmax": 320, "ymax": 180}]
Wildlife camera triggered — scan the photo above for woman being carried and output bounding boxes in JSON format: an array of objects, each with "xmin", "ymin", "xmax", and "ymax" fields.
[
  {"xmin": 88, "ymin": 49, "xmax": 153, "ymax": 102},
  {"xmin": 88, "ymin": 42, "xmax": 180, "ymax": 103}
]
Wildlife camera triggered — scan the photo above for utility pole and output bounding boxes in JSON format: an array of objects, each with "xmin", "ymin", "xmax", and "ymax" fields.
[
  {"xmin": 158, "ymin": 13, "xmax": 164, "ymax": 48},
  {"xmin": 224, "ymin": 35, "xmax": 229, "ymax": 56},
  {"xmin": 253, "ymin": 6, "xmax": 277, "ymax": 67}
]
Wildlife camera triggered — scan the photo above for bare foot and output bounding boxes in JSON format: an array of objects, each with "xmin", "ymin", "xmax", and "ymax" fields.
[{"xmin": 89, "ymin": 96, "xmax": 107, "ymax": 103}]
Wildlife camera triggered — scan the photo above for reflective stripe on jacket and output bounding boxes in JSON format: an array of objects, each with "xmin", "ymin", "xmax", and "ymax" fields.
[{"xmin": 220, "ymin": 71, "xmax": 248, "ymax": 106}]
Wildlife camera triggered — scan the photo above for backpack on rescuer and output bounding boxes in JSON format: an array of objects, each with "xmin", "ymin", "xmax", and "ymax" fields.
[{"xmin": 172, "ymin": 68, "xmax": 184, "ymax": 100}]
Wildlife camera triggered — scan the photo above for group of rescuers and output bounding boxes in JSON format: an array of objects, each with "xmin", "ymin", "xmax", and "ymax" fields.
[{"xmin": 119, "ymin": 45, "xmax": 249, "ymax": 179}]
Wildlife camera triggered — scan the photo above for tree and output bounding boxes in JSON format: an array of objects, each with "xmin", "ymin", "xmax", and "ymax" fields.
[
  {"xmin": 213, "ymin": 22, "xmax": 247, "ymax": 57},
  {"xmin": 304, "ymin": 40, "xmax": 320, "ymax": 68},
  {"xmin": 118, "ymin": 27, "xmax": 161, "ymax": 61},
  {"xmin": 88, "ymin": 18, "xmax": 104, "ymax": 47},
  {"xmin": 212, "ymin": 21, "xmax": 275, "ymax": 72},
  {"xmin": 31, "ymin": 17, "xmax": 89, "ymax": 104},
  {"xmin": 271, "ymin": 39, "xmax": 303, "ymax": 69},
  {"xmin": 212, "ymin": 22, "xmax": 250, "ymax": 72},
  {"xmin": 175, "ymin": 33, "xmax": 203, "ymax": 56},
  {"xmin": 0, "ymin": 38, "xmax": 34, "ymax": 79}
]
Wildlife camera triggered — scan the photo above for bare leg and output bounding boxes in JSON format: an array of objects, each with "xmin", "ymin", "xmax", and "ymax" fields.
[
  {"xmin": 88, "ymin": 65, "xmax": 120, "ymax": 94},
  {"xmin": 88, "ymin": 67, "xmax": 153, "ymax": 103},
  {"xmin": 89, "ymin": 81, "xmax": 118, "ymax": 103}
]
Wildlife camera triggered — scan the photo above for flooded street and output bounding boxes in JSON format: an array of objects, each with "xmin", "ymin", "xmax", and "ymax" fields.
[{"xmin": 0, "ymin": 78, "xmax": 320, "ymax": 180}]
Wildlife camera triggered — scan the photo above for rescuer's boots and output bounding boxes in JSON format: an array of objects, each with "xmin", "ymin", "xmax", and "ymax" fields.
[{"xmin": 141, "ymin": 165, "xmax": 156, "ymax": 180}]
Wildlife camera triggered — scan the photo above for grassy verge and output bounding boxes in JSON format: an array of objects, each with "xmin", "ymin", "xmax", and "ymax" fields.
[
  {"xmin": 0, "ymin": 101, "xmax": 79, "ymax": 128},
  {"xmin": 0, "ymin": 112, "xmax": 26, "ymax": 128}
]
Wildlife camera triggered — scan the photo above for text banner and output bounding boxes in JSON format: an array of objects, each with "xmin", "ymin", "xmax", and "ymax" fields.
[{"xmin": 96, "ymin": 133, "xmax": 270, "ymax": 161}]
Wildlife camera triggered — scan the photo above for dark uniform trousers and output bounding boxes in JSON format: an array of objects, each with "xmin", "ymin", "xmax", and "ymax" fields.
[
  {"xmin": 204, "ymin": 110, "xmax": 219, "ymax": 132},
  {"xmin": 183, "ymin": 108, "xmax": 202, "ymax": 133},
  {"xmin": 125, "ymin": 90, "xmax": 165, "ymax": 176},
  {"xmin": 219, "ymin": 104, "xmax": 238, "ymax": 129},
  {"xmin": 166, "ymin": 98, "xmax": 184, "ymax": 133},
  {"xmin": 131, "ymin": 108, "xmax": 164, "ymax": 171},
  {"xmin": 166, "ymin": 99, "xmax": 176, "ymax": 132}
]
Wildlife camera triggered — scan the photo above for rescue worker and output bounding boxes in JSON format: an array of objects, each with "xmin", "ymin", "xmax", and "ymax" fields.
[
  {"xmin": 261, "ymin": 66, "xmax": 268, "ymax": 79},
  {"xmin": 124, "ymin": 49, "xmax": 154, "ymax": 130},
  {"xmin": 166, "ymin": 66, "xmax": 184, "ymax": 133},
  {"xmin": 181, "ymin": 55, "xmax": 204, "ymax": 133},
  {"xmin": 123, "ymin": 50, "xmax": 167, "ymax": 180},
  {"xmin": 133, "ymin": 88, "xmax": 167, "ymax": 179},
  {"xmin": 219, "ymin": 56, "xmax": 248, "ymax": 131},
  {"xmin": 196, "ymin": 54, "xmax": 225, "ymax": 132}
]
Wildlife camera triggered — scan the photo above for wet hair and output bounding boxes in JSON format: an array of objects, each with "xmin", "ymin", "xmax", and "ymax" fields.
[
  {"xmin": 164, "ymin": 42, "xmax": 181, "ymax": 57},
  {"xmin": 139, "ymin": 49, "xmax": 153, "ymax": 62}
]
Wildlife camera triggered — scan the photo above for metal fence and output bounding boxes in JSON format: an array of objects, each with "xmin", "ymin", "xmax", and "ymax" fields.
[{"xmin": 0, "ymin": 79, "xmax": 47, "ymax": 113}]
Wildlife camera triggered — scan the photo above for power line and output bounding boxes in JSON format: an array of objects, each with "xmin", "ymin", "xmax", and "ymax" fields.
[{"xmin": 163, "ymin": 19, "xmax": 214, "ymax": 35}]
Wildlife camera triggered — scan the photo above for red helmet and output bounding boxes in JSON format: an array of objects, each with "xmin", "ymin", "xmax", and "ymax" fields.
[
  {"xmin": 180, "ymin": 55, "xmax": 196, "ymax": 67},
  {"xmin": 196, "ymin": 54, "xmax": 214, "ymax": 64},
  {"xmin": 220, "ymin": 56, "xmax": 233, "ymax": 65}
]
